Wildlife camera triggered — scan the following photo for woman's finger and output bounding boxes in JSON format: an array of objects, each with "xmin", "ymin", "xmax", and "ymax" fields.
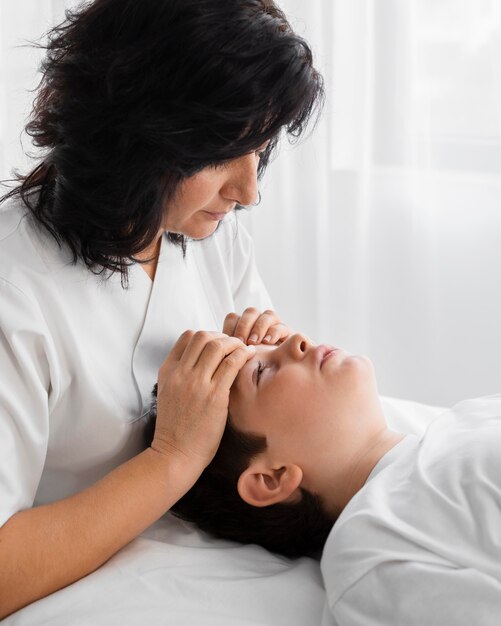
[
  {"xmin": 163, "ymin": 329, "xmax": 196, "ymax": 362},
  {"xmin": 178, "ymin": 330, "xmax": 226, "ymax": 369},
  {"xmin": 261, "ymin": 323, "xmax": 291, "ymax": 345},
  {"xmin": 195, "ymin": 335, "xmax": 253, "ymax": 379},
  {"xmin": 212, "ymin": 344, "xmax": 256, "ymax": 388},
  {"xmin": 247, "ymin": 310, "xmax": 281, "ymax": 344},
  {"xmin": 222, "ymin": 312, "xmax": 239, "ymax": 336},
  {"xmin": 232, "ymin": 307, "xmax": 262, "ymax": 342}
]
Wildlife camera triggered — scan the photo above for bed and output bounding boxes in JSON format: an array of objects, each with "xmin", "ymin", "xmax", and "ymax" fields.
[{"xmin": 5, "ymin": 396, "xmax": 444, "ymax": 626}]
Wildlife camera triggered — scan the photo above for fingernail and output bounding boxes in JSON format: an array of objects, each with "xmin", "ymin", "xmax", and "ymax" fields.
[
  {"xmin": 246, "ymin": 344, "xmax": 256, "ymax": 351},
  {"xmin": 249, "ymin": 334, "xmax": 258, "ymax": 344},
  {"xmin": 264, "ymin": 334, "xmax": 272, "ymax": 343}
]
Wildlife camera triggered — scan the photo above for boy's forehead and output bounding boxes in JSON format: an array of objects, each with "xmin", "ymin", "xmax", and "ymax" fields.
[{"xmin": 256, "ymin": 344, "xmax": 276, "ymax": 355}]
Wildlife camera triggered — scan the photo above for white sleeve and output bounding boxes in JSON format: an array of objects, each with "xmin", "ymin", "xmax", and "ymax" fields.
[
  {"xmin": 231, "ymin": 220, "xmax": 273, "ymax": 313},
  {"xmin": 332, "ymin": 561, "xmax": 501, "ymax": 626},
  {"xmin": 0, "ymin": 278, "xmax": 52, "ymax": 527}
]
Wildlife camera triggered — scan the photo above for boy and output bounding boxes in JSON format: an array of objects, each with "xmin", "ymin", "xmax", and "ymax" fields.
[{"xmin": 151, "ymin": 333, "xmax": 501, "ymax": 625}]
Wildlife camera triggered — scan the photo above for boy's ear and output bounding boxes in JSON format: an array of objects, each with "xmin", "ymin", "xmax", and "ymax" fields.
[{"xmin": 237, "ymin": 462, "xmax": 303, "ymax": 507}]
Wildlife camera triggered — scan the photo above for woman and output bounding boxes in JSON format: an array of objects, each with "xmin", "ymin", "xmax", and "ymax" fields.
[{"xmin": 0, "ymin": 0, "xmax": 323, "ymax": 617}]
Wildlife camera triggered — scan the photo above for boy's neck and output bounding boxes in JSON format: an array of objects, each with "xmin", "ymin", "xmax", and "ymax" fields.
[{"xmin": 324, "ymin": 429, "xmax": 406, "ymax": 519}]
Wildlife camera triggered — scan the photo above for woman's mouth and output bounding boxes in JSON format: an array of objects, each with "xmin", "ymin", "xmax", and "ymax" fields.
[
  {"xmin": 203, "ymin": 211, "xmax": 228, "ymax": 221},
  {"xmin": 202, "ymin": 204, "xmax": 235, "ymax": 221}
]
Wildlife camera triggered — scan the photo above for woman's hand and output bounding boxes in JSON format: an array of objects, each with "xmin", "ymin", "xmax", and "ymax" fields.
[
  {"xmin": 223, "ymin": 307, "xmax": 291, "ymax": 345},
  {"xmin": 152, "ymin": 331, "xmax": 255, "ymax": 472}
]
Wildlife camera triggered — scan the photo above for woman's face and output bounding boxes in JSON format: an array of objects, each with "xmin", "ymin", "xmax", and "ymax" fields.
[
  {"xmin": 228, "ymin": 334, "xmax": 383, "ymax": 487},
  {"xmin": 163, "ymin": 145, "xmax": 267, "ymax": 239}
]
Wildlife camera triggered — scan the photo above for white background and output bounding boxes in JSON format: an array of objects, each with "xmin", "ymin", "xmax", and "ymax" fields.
[{"xmin": 1, "ymin": 0, "xmax": 500, "ymax": 407}]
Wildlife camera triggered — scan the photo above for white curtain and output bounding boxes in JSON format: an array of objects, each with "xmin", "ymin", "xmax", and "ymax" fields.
[
  {"xmin": 243, "ymin": 0, "xmax": 501, "ymax": 406},
  {"xmin": 1, "ymin": 1, "xmax": 500, "ymax": 406}
]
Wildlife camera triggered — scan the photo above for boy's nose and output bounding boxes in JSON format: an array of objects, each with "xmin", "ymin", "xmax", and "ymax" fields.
[{"xmin": 281, "ymin": 333, "xmax": 310, "ymax": 360}]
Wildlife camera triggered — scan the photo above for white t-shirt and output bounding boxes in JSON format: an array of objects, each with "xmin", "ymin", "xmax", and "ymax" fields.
[
  {"xmin": 0, "ymin": 197, "xmax": 272, "ymax": 527},
  {"xmin": 321, "ymin": 395, "xmax": 501, "ymax": 626}
]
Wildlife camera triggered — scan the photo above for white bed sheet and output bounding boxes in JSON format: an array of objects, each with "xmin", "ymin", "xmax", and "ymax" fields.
[{"xmin": 5, "ymin": 396, "xmax": 444, "ymax": 626}]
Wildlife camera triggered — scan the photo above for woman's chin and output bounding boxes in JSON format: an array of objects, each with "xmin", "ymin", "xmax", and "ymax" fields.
[
  {"xmin": 164, "ymin": 222, "xmax": 218, "ymax": 240},
  {"xmin": 186, "ymin": 220, "xmax": 221, "ymax": 240},
  {"xmin": 193, "ymin": 225, "xmax": 221, "ymax": 240}
]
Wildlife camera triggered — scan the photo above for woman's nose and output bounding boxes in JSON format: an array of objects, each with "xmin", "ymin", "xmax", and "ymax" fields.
[{"xmin": 220, "ymin": 153, "xmax": 259, "ymax": 207}]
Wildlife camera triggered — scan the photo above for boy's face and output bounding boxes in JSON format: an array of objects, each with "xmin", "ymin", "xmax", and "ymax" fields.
[{"xmin": 229, "ymin": 333, "xmax": 384, "ymax": 499}]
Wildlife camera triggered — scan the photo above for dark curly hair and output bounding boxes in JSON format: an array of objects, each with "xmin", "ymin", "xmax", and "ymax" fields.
[
  {"xmin": 0, "ymin": 0, "xmax": 324, "ymax": 284},
  {"xmin": 145, "ymin": 385, "xmax": 335, "ymax": 559}
]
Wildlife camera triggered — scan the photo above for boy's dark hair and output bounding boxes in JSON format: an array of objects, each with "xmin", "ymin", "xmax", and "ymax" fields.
[
  {"xmin": 146, "ymin": 385, "xmax": 334, "ymax": 559},
  {"xmin": 0, "ymin": 0, "xmax": 324, "ymax": 285}
]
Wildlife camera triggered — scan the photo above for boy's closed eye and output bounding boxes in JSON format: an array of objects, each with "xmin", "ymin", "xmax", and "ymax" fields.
[{"xmin": 255, "ymin": 360, "xmax": 267, "ymax": 385}]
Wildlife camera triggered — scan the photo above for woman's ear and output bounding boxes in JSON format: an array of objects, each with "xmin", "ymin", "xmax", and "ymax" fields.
[{"xmin": 237, "ymin": 462, "xmax": 303, "ymax": 507}]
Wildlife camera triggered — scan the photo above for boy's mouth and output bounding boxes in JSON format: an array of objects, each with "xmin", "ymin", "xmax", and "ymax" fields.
[{"xmin": 317, "ymin": 345, "xmax": 338, "ymax": 368}]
